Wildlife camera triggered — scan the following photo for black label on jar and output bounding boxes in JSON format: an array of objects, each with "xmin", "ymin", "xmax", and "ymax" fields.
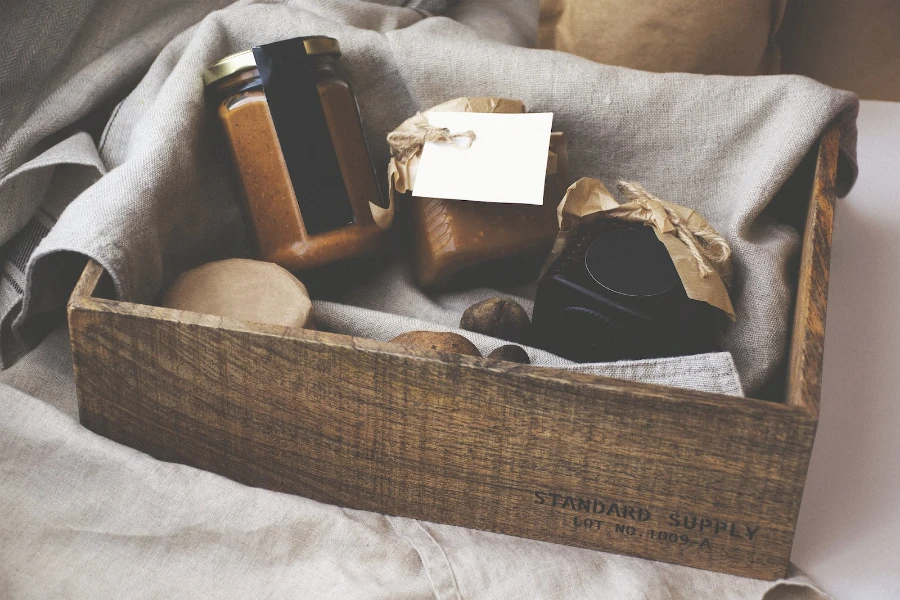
[{"xmin": 253, "ymin": 39, "xmax": 356, "ymax": 236}]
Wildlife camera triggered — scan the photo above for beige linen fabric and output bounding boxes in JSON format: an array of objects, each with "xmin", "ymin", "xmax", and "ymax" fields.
[
  {"xmin": 778, "ymin": 0, "xmax": 900, "ymax": 102},
  {"xmin": 0, "ymin": 0, "xmax": 859, "ymax": 597},
  {"xmin": 538, "ymin": 0, "xmax": 787, "ymax": 75},
  {"xmin": 1, "ymin": 328, "xmax": 826, "ymax": 599},
  {"xmin": 447, "ymin": 0, "xmax": 541, "ymax": 47}
]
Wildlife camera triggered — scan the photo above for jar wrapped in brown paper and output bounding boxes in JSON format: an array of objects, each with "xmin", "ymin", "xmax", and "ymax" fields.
[{"xmin": 387, "ymin": 97, "xmax": 569, "ymax": 289}]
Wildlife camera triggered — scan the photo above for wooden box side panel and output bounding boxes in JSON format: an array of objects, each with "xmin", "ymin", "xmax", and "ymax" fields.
[
  {"xmin": 70, "ymin": 298, "xmax": 816, "ymax": 580},
  {"xmin": 786, "ymin": 124, "xmax": 841, "ymax": 419}
]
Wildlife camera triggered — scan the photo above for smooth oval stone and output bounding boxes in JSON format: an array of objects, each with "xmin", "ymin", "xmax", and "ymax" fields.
[
  {"xmin": 162, "ymin": 258, "xmax": 313, "ymax": 329},
  {"xmin": 389, "ymin": 331, "xmax": 481, "ymax": 357}
]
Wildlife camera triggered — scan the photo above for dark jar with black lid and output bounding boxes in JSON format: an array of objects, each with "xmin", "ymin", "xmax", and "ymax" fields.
[{"xmin": 531, "ymin": 220, "xmax": 720, "ymax": 362}]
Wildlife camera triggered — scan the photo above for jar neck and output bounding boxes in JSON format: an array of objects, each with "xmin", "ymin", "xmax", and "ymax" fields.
[
  {"xmin": 214, "ymin": 68, "xmax": 263, "ymax": 98},
  {"xmin": 212, "ymin": 54, "xmax": 339, "ymax": 98},
  {"xmin": 311, "ymin": 55, "xmax": 338, "ymax": 77}
]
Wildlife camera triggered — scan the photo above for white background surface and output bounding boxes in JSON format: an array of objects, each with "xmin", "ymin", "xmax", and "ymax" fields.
[{"xmin": 791, "ymin": 100, "xmax": 900, "ymax": 599}]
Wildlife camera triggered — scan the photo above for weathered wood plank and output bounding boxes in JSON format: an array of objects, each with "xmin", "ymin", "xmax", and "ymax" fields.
[
  {"xmin": 785, "ymin": 125, "xmax": 840, "ymax": 420},
  {"xmin": 70, "ymin": 296, "xmax": 815, "ymax": 579}
]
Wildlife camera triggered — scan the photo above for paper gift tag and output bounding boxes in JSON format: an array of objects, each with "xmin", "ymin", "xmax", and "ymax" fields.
[{"xmin": 411, "ymin": 112, "xmax": 554, "ymax": 206}]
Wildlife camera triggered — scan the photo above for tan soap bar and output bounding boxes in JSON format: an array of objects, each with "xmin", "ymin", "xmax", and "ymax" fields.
[{"xmin": 162, "ymin": 259, "xmax": 313, "ymax": 329}]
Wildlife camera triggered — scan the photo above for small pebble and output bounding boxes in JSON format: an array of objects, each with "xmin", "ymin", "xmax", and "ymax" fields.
[
  {"xmin": 487, "ymin": 345, "xmax": 531, "ymax": 364},
  {"xmin": 460, "ymin": 297, "xmax": 530, "ymax": 343},
  {"xmin": 389, "ymin": 331, "xmax": 481, "ymax": 357}
]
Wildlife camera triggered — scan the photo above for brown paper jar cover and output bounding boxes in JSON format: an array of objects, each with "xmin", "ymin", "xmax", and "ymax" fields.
[{"xmin": 205, "ymin": 37, "xmax": 392, "ymax": 273}]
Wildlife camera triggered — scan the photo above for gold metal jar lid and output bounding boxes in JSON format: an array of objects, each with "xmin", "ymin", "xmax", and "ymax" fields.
[{"xmin": 202, "ymin": 36, "xmax": 341, "ymax": 86}]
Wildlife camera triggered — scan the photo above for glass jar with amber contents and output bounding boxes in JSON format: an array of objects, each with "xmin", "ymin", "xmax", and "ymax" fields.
[{"xmin": 204, "ymin": 36, "xmax": 391, "ymax": 272}]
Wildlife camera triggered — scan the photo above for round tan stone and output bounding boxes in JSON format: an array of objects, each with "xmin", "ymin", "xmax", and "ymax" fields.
[{"xmin": 162, "ymin": 258, "xmax": 313, "ymax": 329}]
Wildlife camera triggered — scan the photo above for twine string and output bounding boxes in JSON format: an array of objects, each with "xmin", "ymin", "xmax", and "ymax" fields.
[
  {"xmin": 387, "ymin": 113, "xmax": 476, "ymax": 162},
  {"xmin": 616, "ymin": 181, "xmax": 731, "ymax": 279}
]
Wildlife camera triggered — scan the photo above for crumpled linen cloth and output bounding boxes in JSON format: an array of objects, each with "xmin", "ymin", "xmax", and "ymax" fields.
[
  {"xmin": 0, "ymin": 0, "xmax": 859, "ymax": 393},
  {"xmin": 0, "ymin": 0, "xmax": 858, "ymax": 597}
]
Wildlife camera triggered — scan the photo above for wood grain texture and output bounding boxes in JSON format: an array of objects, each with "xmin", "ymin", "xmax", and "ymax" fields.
[
  {"xmin": 786, "ymin": 124, "xmax": 840, "ymax": 420},
  {"xmin": 69, "ymin": 296, "xmax": 816, "ymax": 579},
  {"xmin": 67, "ymin": 125, "xmax": 841, "ymax": 581}
]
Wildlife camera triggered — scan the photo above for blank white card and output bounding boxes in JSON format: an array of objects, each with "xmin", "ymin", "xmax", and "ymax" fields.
[{"xmin": 411, "ymin": 112, "xmax": 553, "ymax": 206}]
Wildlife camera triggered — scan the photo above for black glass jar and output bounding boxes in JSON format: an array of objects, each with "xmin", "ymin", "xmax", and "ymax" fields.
[{"xmin": 531, "ymin": 220, "xmax": 719, "ymax": 362}]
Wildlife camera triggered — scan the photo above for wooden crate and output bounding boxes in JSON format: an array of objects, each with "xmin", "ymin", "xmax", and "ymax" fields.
[{"xmin": 67, "ymin": 125, "xmax": 840, "ymax": 580}]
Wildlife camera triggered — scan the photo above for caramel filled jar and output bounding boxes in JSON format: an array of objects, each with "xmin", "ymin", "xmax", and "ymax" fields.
[
  {"xmin": 204, "ymin": 36, "xmax": 390, "ymax": 272},
  {"xmin": 410, "ymin": 132, "xmax": 568, "ymax": 288}
]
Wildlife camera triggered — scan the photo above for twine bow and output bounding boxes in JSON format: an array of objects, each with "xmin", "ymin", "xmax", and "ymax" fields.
[
  {"xmin": 386, "ymin": 112, "xmax": 476, "ymax": 162},
  {"xmin": 616, "ymin": 181, "xmax": 731, "ymax": 279}
]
